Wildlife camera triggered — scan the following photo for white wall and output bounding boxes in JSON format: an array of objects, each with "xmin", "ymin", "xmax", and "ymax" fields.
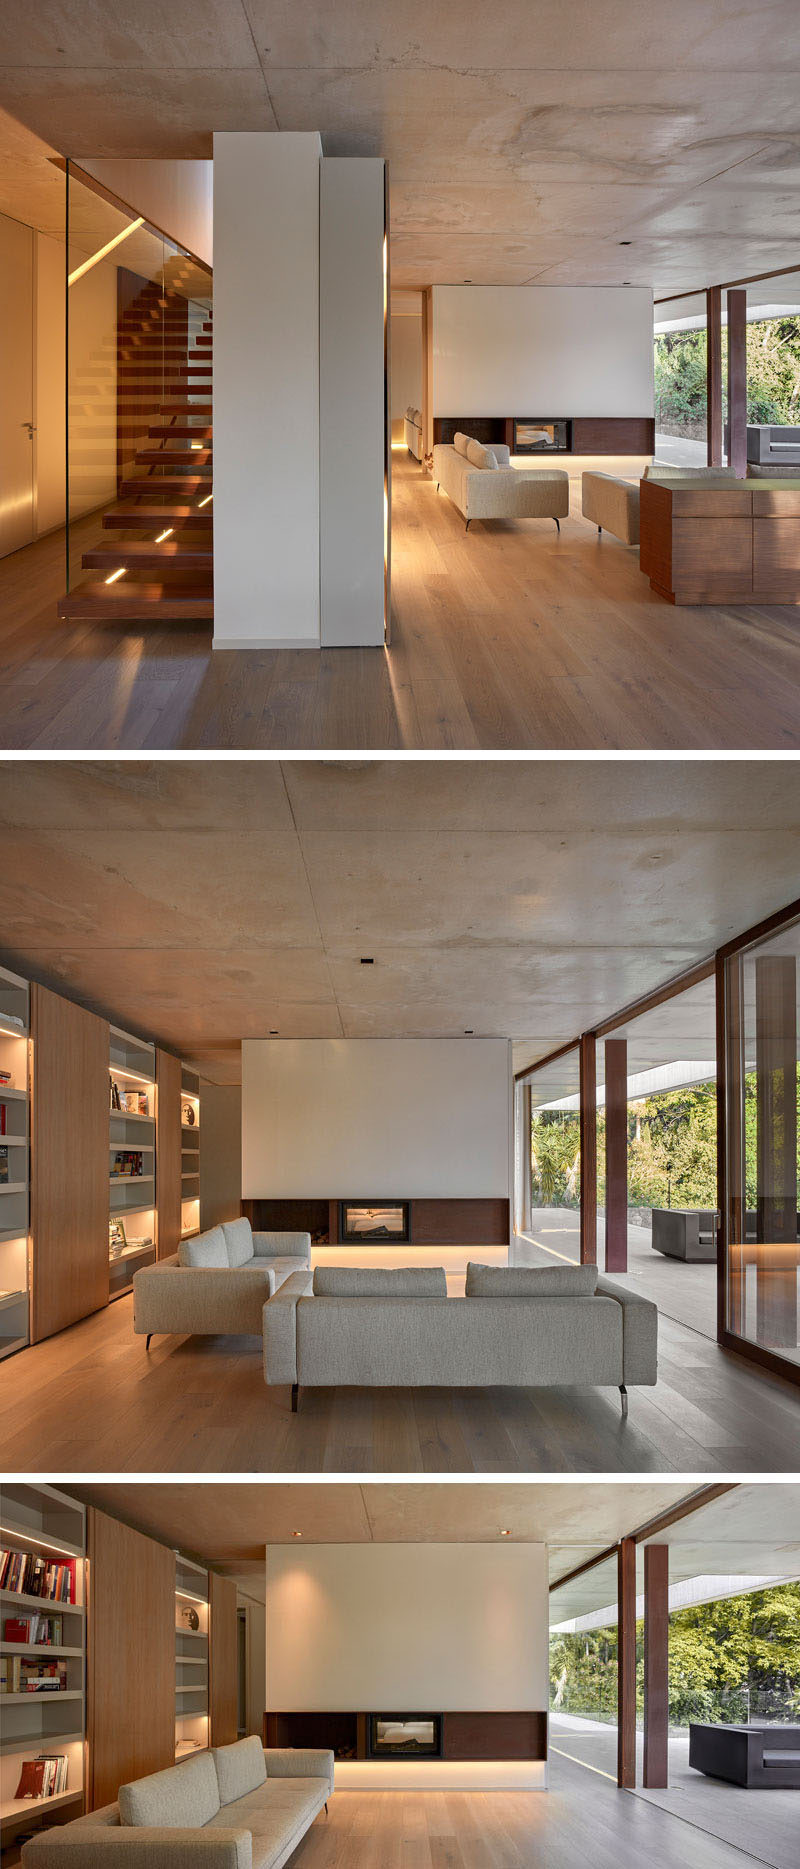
[
  {"xmin": 213, "ymin": 132, "xmax": 321, "ymax": 649},
  {"xmin": 266, "ymin": 1543, "xmax": 548, "ymax": 1787},
  {"xmin": 76, "ymin": 159, "xmax": 213, "ymax": 266},
  {"xmin": 319, "ymin": 158, "xmax": 386, "ymax": 648},
  {"xmin": 391, "ymin": 311, "xmax": 422, "ymax": 421},
  {"xmin": 241, "ymin": 1038, "xmax": 510, "ymax": 1198},
  {"xmin": 432, "ymin": 285, "xmax": 653, "ymax": 417}
]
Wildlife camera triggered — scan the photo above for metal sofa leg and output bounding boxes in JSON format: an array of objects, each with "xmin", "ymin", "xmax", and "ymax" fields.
[
  {"xmin": 291, "ymin": 1383, "xmax": 299, "ymax": 1413},
  {"xmin": 554, "ymin": 516, "xmax": 560, "ymax": 533},
  {"xmin": 598, "ymin": 524, "xmax": 602, "ymax": 535},
  {"xmin": 146, "ymin": 1334, "xmax": 152, "ymax": 1352},
  {"xmin": 325, "ymin": 1802, "xmax": 329, "ymax": 1816},
  {"xmin": 465, "ymin": 518, "xmax": 471, "ymax": 531},
  {"xmin": 620, "ymin": 1383, "xmax": 628, "ymax": 1418}
]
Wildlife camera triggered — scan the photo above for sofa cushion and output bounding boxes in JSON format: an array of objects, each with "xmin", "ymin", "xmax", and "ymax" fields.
[
  {"xmin": 453, "ymin": 431, "xmax": 469, "ymax": 455},
  {"xmin": 213, "ymin": 1737, "xmax": 267, "ymax": 1807},
  {"xmin": 313, "ymin": 1265, "xmax": 447, "ymax": 1297},
  {"xmin": 223, "ymin": 1218, "xmax": 255, "ymax": 1268},
  {"xmin": 642, "ymin": 463, "xmax": 740, "ymax": 481},
  {"xmin": 178, "ymin": 1224, "xmax": 228, "ymax": 1269},
  {"xmin": 206, "ymin": 1778, "xmax": 328, "ymax": 1869},
  {"xmin": 466, "ymin": 438, "xmax": 485, "ymax": 466},
  {"xmin": 118, "ymin": 1751, "xmax": 221, "ymax": 1829},
  {"xmin": 465, "ymin": 1262, "xmax": 598, "ymax": 1298}
]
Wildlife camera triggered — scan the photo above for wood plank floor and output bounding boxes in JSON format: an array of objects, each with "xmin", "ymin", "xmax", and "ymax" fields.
[
  {"xmin": 0, "ymin": 1293, "xmax": 798, "ymax": 1473},
  {"xmin": 2, "ymin": 458, "xmax": 800, "ymax": 748},
  {"xmin": 288, "ymin": 1757, "xmax": 770, "ymax": 1869}
]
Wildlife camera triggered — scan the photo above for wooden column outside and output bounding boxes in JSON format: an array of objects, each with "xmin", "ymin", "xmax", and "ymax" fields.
[
  {"xmin": 755, "ymin": 954, "xmax": 798, "ymax": 1348},
  {"xmin": 605, "ymin": 1038, "xmax": 628, "ymax": 1272},
  {"xmin": 617, "ymin": 1537, "xmax": 637, "ymax": 1790},
  {"xmin": 706, "ymin": 285, "xmax": 723, "ymax": 466},
  {"xmin": 643, "ymin": 1545, "xmax": 669, "ymax": 1788},
  {"xmin": 727, "ymin": 288, "xmax": 748, "ymax": 477},
  {"xmin": 580, "ymin": 1032, "xmax": 597, "ymax": 1264}
]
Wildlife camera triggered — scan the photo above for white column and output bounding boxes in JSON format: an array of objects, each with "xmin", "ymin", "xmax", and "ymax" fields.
[
  {"xmin": 213, "ymin": 131, "xmax": 321, "ymax": 648},
  {"xmin": 319, "ymin": 157, "xmax": 387, "ymax": 647}
]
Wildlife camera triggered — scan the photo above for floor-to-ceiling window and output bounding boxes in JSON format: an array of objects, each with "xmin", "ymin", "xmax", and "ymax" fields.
[
  {"xmin": 513, "ymin": 1047, "xmax": 582, "ymax": 1263},
  {"xmin": 720, "ymin": 904, "xmax": 800, "ymax": 1377}
]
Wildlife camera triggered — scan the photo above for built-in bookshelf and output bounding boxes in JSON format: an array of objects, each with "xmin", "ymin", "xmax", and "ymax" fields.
[
  {"xmin": 109, "ymin": 1026, "xmax": 157, "ymax": 1300},
  {"xmin": 175, "ymin": 1555, "xmax": 209, "ymax": 1760},
  {"xmin": 0, "ymin": 1484, "xmax": 86, "ymax": 1856},
  {"xmin": 0, "ymin": 967, "xmax": 30, "ymax": 1364},
  {"xmin": 180, "ymin": 1066, "xmax": 201, "ymax": 1242}
]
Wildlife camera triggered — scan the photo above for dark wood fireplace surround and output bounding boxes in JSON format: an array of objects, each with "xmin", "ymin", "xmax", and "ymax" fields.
[
  {"xmin": 242, "ymin": 1197, "xmax": 509, "ymax": 1246},
  {"xmin": 264, "ymin": 1709, "xmax": 546, "ymax": 1761}
]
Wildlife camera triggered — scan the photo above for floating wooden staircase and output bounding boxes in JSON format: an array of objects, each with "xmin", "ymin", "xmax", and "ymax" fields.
[{"xmin": 58, "ymin": 283, "xmax": 214, "ymax": 623}]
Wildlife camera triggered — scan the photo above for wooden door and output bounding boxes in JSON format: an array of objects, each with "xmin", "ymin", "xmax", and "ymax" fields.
[
  {"xmin": 156, "ymin": 1048, "xmax": 182, "ymax": 1258},
  {"xmin": 87, "ymin": 1508, "xmax": 175, "ymax": 1810},
  {"xmin": 210, "ymin": 1572, "xmax": 238, "ymax": 1746},
  {"xmin": 30, "ymin": 983, "xmax": 108, "ymax": 1342},
  {"xmin": 0, "ymin": 211, "xmax": 35, "ymax": 556}
]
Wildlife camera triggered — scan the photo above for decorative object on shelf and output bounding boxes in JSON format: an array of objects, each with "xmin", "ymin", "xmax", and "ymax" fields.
[
  {"xmin": 110, "ymin": 1077, "xmax": 122, "ymax": 1111},
  {"xmin": 181, "ymin": 1099, "xmax": 196, "ymax": 1127},
  {"xmin": 0, "ymin": 1146, "xmax": 7, "ymax": 1183},
  {"xmin": 109, "ymin": 1217, "xmax": 128, "ymax": 1256},
  {"xmin": 178, "ymin": 1602, "xmax": 200, "ymax": 1632}
]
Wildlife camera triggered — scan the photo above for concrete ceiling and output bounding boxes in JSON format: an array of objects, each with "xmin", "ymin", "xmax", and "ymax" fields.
[
  {"xmin": 73, "ymin": 1480, "xmax": 691, "ymax": 1581},
  {"xmin": 1, "ymin": 2, "xmax": 800, "ymax": 289},
  {"xmin": 1, "ymin": 759, "xmax": 799, "ymax": 1085}
]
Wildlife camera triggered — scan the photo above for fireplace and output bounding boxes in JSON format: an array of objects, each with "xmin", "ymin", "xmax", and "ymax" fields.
[
  {"xmin": 513, "ymin": 418, "xmax": 570, "ymax": 453},
  {"xmin": 339, "ymin": 1201, "xmax": 411, "ymax": 1243},
  {"xmin": 368, "ymin": 1715, "xmax": 443, "ymax": 1759}
]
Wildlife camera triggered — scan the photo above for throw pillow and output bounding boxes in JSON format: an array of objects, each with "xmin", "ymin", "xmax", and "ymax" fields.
[
  {"xmin": 453, "ymin": 432, "xmax": 469, "ymax": 455},
  {"xmin": 212, "ymin": 1737, "xmax": 267, "ymax": 1807}
]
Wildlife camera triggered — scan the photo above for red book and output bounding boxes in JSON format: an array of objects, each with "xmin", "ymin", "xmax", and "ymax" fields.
[
  {"xmin": 4, "ymin": 1617, "xmax": 28, "ymax": 1643},
  {"xmin": 15, "ymin": 1759, "xmax": 46, "ymax": 1799}
]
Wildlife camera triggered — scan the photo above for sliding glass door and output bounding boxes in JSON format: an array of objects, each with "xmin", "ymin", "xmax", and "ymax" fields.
[{"xmin": 719, "ymin": 906, "xmax": 800, "ymax": 1377}]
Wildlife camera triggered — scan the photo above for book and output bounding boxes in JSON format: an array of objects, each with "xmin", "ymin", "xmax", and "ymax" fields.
[
  {"xmin": 0, "ymin": 1547, "xmax": 76, "ymax": 1603},
  {"xmin": 3, "ymin": 1612, "xmax": 63, "ymax": 1644},
  {"xmin": 14, "ymin": 1755, "xmax": 68, "ymax": 1799},
  {"xmin": 14, "ymin": 1759, "xmax": 46, "ymax": 1800},
  {"xmin": 1, "ymin": 1655, "xmax": 67, "ymax": 1692}
]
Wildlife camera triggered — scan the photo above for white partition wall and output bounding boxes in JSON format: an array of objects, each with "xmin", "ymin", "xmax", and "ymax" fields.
[
  {"xmin": 320, "ymin": 158, "xmax": 387, "ymax": 646},
  {"xmin": 241, "ymin": 1038, "xmax": 511, "ymax": 1198},
  {"xmin": 432, "ymin": 284, "xmax": 654, "ymax": 417},
  {"xmin": 213, "ymin": 132, "xmax": 322, "ymax": 648}
]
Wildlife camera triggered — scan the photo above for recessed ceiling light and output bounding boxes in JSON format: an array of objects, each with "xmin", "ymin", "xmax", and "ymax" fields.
[
  {"xmin": 464, "ymin": 1029, "xmax": 474, "ymax": 1035},
  {"xmin": 463, "ymin": 278, "xmax": 472, "ymax": 283},
  {"xmin": 292, "ymin": 1529, "xmax": 303, "ymax": 1538},
  {"xmin": 619, "ymin": 240, "xmax": 632, "ymax": 246},
  {"xmin": 269, "ymin": 1030, "xmax": 279, "ymax": 1037},
  {"xmin": 360, "ymin": 957, "xmax": 374, "ymax": 965},
  {"xmin": 499, "ymin": 1528, "xmax": 511, "ymax": 1537}
]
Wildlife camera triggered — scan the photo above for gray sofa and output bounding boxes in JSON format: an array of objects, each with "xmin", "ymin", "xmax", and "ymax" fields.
[
  {"xmin": 651, "ymin": 1208, "xmax": 717, "ymax": 1263},
  {"xmin": 21, "ymin": 1739, "xmax": 334, "ymax": 1869},
  {"xmin": 262, "ymin": 1262, "xmax": 657, "ymax": 1413},
  {"xmin": 433, "ymin": 435, "xmax": 570, "ymax": 530},
  {"xmin": 689, "ymin": 1723, "xmax": 800, "ymax": 1788},
  {"xmin": 133, "ymin": 1218, "xmax": 311, "ymax": 1348}
]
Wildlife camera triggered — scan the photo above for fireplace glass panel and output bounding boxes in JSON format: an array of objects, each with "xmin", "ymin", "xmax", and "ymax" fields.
[
  {"xmin": 340, "ymin": 1202, "xmax": 410, "ymax": 1241},
  {"xmin": 369, "ymin": 1716, "xmax": 442, "ymax": 1757},
  {"xmin": 514, "ymin": 419, "xmax": 569, "ymax": 452}
]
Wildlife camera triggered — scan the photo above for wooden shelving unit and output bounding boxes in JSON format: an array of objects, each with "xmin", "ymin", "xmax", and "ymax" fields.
[
  {"xmin": 109, "ymin": 1027, "xmax": 157, "ymax": 1300},
  {"xmin": 175, "ymin": 1555, "xmax": 209, "ymax": 1759},
  {"xmin": 0, "ymin": 1485, "xmax": 86, "ymax": 1857},
  {"xmin": 180, "ymin": 1067, "xmax": 201, "ymax": 1242},
  {"xmin": 0, "ymin": 967, "xmax": 30, "ymax": 1364}
]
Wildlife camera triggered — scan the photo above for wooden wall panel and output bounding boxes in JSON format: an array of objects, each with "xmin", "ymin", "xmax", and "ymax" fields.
[
  {"xmin": 87, "ymin": 1507, "xmax": 174, "ymax": 1810},
  {"xmin": 31, "ymin": 983, "xmax": 108, "ymax": 1342},
  {"xmin": 156, "ymin": 1048, "xmax": 182, "ymax": 1260},
  {"xmin": 210, "ymin": 1572, "xmax": 238, "ymax": 1747},
  {"xmin": 571, "ymin": 416, "xmax": 655, "ymax": 454}
]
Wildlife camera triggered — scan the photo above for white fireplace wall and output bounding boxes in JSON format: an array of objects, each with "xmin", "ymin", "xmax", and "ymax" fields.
[
  {"xmin": 265, "ymin": 1542, "xmax": 548, "ymax": 1788},
  {"xmin": 431, "ymin": 284, "xmax": 654, "ymax": 417},
  {"xmin": 241, "ymin": 1038, "xmax": 511, "ymax": 1200}
]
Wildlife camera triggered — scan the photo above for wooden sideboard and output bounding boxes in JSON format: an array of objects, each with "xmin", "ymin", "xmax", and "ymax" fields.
[{"xmin": 640, "ymin": 478, "xmax": 800, "ymax": 604}]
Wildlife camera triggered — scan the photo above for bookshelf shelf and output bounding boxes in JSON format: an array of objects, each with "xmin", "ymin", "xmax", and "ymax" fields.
[
  {"xmin": 180, "ymin": 1068, "xmax": 201, "ymax": 1249},
  {"xmin": 0, "ymin": 1088, "xmax": 26, "ymax": 1104},
  {"xmin": 175, "ymin": 1554, "xmax": 209, "ymax": 1759},
  {"xmin": 0, "ymin": 1486, "xmax": 86, "ymax": 1852},
  {"xmin": 108, "ymin": 1027, "xmax": 157, "ymax": 1300},
  {"xmin": 0, "ymin": 965, "xmax": 30, "ymax": 1368}
]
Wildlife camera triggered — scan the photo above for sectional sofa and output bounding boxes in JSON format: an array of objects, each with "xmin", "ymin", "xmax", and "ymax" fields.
[
  {"xmin": 21, "ymin": 1738, "xmax": 334, "ymax": 1869},
  {"xmin": 261, "ymin": 1262, "xmax": 658, "ymax": 1412},
  {"xmin": 433, "ymin": 433, "xmax": 569, "ymax": 530},
  {"xmin": 132, "ymin": 1218, "xmax": 311, "ymax": 1347}
]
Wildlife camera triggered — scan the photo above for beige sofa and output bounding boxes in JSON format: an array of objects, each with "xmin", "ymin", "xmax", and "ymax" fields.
[
  {"xmin": 21, "ymin": 1738, "xmax": 334, "ymax": 1869},
  {"xmin": 433, "ymin": 434, "xmax": 569, "ymax": 531},
  {"xmin": 132, "ymin": 1218, "xmax": 311, "ymax": 1348},
  {"xmin": 404, "ymin": 406, "xmax": 423, "ymax": 459},
  {"xmin": 581, "ymin": 471, "xmax": 640, "ymax": 544},
  {"xmin": 262, "ymin": 1262, "xmax": 657, "ymax": 1414}
]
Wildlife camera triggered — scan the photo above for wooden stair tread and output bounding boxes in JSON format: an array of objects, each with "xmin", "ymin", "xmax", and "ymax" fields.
[
  {"xmin": 148, "ymin": 425, "xmax": 213, "ymax": 439},
  {"xmin": 158, "ymin": 403, "xmax": 213, "ymax": 416},
  {"xmin": 118, "ymin": 477, "xmax": 212, "ymax": 497},
  {"xmin": 104, "ymin": 507, "xmax": 213, "ymax": 529},
  {"xmin": 57, "ymin": 580, "xmax": 213, "ymax": 621},
  {"xmin": 136, "ymin": 449, "xmax": 212, "ymax": 465},
  {"xmin": 82, "ymin": 542, "xmax": 213, "ymax": 570}
]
